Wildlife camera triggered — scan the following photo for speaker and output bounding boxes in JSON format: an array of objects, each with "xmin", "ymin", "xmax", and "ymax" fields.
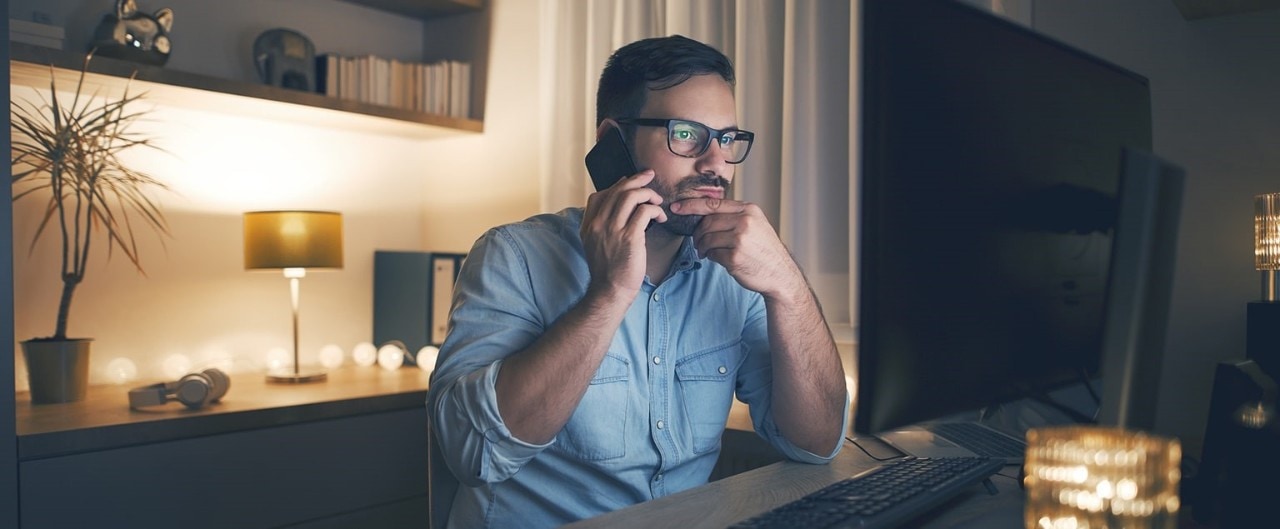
[
  {"xmin": 1191, "ymin": 359, "xmax": 1279, "ymax": 527},
  {"xmin": 128, "ymin": 368, "xmax": 230, "ymax": 410}
]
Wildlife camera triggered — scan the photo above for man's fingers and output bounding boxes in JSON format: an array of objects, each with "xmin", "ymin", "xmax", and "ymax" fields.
[{"xmin": 669, "ymin": 197, "xmax": 748, "ymax": 215}]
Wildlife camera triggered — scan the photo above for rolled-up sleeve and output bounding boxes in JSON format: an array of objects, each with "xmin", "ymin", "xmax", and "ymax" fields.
[
  {"xmin": 734, "ymin": 294, "xmax": 849, "ymax": 464},
  {"xmin": 427, "ymin": 227, "xmax": 555, "ymax": 487}
]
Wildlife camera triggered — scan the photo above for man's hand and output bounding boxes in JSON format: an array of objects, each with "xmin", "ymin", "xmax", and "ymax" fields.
[
  {"xmin": 672, "ymin": 197, "xmax": 804, "ymax": 302},
  {"xmin": 674, "ymin": 196, "xmax": 845, "ymax": 455},
  {"xmin": 581, "ymin": 170, "xmax": 668, "ymax": 296}
]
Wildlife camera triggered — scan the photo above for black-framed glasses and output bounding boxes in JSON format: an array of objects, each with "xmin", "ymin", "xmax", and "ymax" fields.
[{"xmin": 617, "ymin": 118, "xmax": 755, "ymax": 164}]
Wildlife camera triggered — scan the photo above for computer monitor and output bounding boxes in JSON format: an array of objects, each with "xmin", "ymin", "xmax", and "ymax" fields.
[{"xmin": 854, "ymin": 0, "xmax": 1160, "ymax": 435}]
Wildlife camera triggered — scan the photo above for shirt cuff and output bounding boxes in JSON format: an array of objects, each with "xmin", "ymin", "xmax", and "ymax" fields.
[{"xmin": 452, "ymin": 360, "xmax": 554, "ymax": 483}]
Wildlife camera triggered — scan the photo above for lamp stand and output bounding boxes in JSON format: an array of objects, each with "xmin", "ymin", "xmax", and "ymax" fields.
[
  {"xmin": 267, "ymin": 268, "xmax": 327, "ymax": 383},
  {"xmin": 1248, "ymin": 300, "xmax": 1280, "ymax": 383},
  {"xmin": 1264, "ymin": 270, "xmax": 1279, "ymax": 302}
]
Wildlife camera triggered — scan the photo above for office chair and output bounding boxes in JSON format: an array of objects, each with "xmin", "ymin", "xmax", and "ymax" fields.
[{"xmin": 428, "ymin": 416, "xmax": 460, "ymax": 529}]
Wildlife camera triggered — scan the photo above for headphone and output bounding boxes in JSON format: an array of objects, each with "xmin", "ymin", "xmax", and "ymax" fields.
[{"xmin": 129, "ymin": 368, "xmax": 231, "ymax": 410}]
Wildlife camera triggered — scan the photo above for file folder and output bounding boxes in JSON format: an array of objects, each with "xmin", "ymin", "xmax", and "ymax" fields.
[{"xmin": 373, "ymin": 251, "xmax": 466, "ymax": 366}]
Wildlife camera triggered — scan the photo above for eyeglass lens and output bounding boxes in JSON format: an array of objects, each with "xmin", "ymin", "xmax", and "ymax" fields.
[{"xmin": 668, "ymin": 120, "xmax": 752, "ymax": 163}]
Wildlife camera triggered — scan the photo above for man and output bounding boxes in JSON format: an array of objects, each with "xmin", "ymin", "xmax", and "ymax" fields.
[{"xmin": 427, "ymin": 35, "xmax": 847, "ymax": 529}]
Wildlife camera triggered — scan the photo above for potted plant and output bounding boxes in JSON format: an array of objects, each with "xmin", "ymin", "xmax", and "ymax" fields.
[{"xmin": 10, "ymin": 51, "xmax": 170, "ymax": 404}]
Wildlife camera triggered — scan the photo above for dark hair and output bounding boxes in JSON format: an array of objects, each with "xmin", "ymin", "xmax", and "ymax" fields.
[{"xmin": 595, "ymin": 35, "xmax": 735, "ymax": 126}]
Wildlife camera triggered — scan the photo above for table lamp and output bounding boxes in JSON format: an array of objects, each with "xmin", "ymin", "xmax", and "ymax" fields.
[
  {"xmin": 1249, "ymin": 193, "xmax": 1280, "ymax": 382},
  {"xmin": 244, "ymin": 211, "xmax": 343, "ymax": 383},
  {"xmin": 1257, "ymin": 192, "xmax": 1280, "ymax": 301}
]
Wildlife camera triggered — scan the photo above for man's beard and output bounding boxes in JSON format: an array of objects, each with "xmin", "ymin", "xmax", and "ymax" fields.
[{"xmin": 647, "ymin": 173, "xmax": 730, "ymax": 236}]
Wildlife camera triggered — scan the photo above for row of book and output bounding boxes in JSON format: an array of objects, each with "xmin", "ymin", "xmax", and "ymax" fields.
[{"xmin": 315, "ymin": 54, "xmax": 472, "ymax": 119}]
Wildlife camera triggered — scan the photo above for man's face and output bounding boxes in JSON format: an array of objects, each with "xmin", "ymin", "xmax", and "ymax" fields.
[{"xmin": 630, "ymin": 74, "xmax": 738, "ymax": 236}]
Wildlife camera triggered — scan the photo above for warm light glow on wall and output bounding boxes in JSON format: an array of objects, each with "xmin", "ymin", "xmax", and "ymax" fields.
[{"xmin": 118, "ymin": 104, "xmax": 431, "ymax": 216}]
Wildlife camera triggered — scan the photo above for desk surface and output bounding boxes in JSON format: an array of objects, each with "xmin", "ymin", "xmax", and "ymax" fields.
[
  {"xmin": 562, "ymin": 440, "xmax": 1026, "ymax": 529},
  {"xmin": 15, "ymin": 365, "xmax": 431, "ymax": 460}
]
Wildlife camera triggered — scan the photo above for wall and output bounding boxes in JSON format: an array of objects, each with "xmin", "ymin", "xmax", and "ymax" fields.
[
  {"xmin": 1032, "ymin": 0, "xmax": 1280, "ymax": 455},
  {"xmin": 2, "ymin": 13, "xmax": 20, "ymax": 528},
  {"xmin": 9, "ymin": 0, "xmax": 543, "ymax": 389}
]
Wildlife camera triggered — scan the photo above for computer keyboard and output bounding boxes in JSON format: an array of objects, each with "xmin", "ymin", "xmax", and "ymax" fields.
[
  {"xmin": 930, "ymin": 421, "xmax": 1027, "ymax": 460},
  {"xmin": 728, "ymin": 456, "xmax": 1005, "ymax": 529}
]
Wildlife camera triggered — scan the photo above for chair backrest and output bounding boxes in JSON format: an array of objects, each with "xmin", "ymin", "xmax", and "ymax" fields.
[{"xmin": 427, "ymin": 416, "xmax": 460, "ymax": 529}]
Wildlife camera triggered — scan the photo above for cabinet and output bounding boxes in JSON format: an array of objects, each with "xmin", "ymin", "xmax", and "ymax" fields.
[
  {"xmin": 9, "ymin": 0, "xmax": 489, "ymax": 138},
  {"xmin": 16, "ymin": 367, "xmax": 431, "ymax": 528}
]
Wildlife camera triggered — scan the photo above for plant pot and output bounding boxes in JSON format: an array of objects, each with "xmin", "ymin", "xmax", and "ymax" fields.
[{"xmin": 21, "ymin": 338, "xmax": 92, "ymax": 404}]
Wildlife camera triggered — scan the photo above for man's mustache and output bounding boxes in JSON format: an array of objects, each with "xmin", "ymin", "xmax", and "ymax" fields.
[{"xmin": 679, "ymin": 174, "xmax": 730, "ymax": 191}]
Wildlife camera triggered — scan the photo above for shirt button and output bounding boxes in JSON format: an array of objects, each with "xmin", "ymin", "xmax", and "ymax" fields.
[
  {"xmin": 653, "ymin": 293, "xmax": 662, "ymax": 302},
  {"xmin": 718, "ymin": 366, "xmax": 727, "ymax": 374},
  {"xmin": 655, "ymin": 474, "xmax": 663, "ymax": 481},
  {"xmin": 653, "ymin": 356, "xmax": 661, "ymax": 365},
  {"xmin": 656, "ymin": 420, "xmax": 665, "ymax": 430}
]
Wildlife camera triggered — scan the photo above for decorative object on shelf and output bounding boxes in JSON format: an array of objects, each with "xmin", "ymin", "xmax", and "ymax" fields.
[
  {"xmin": 90, "ymin": 0, "xmax": 174, "ymax": 66},
  {"xmin": 254, "ymin": 28, "xmax": 316, "ymax": 92},
  {"xmin": 244, "ymin": 211, "xmax": 344, "ymax": 383},
  {"xmin": 128, "ymin": 368, "xmax": 230, "ymax": 410},
  {"xmin": 377, "ymin": 341, "xmax": 407, "ymax": 371},
  {"xmin": 352, "ymin": 341, "xmax": 378, "ymax": 367},
  {"xmin": 11, "ymin": 50, "xmax": 171, "ymax": 404},
  {"xmin": 318, "ymin": 343, "xmax": 345, "ymax": 369},
  {"xmin": 416, "ymin": 345, "xmax": 440, "ymax": 372},
  {"xmin": 1023, "ymin": 426, "xmax": 1182, "ymax": 529}
]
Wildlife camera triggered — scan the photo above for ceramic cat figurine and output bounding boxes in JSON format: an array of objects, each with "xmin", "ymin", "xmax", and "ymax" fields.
[{"xmin": 91, "ymin": 0, "xmax": 174, "ymax": 66}]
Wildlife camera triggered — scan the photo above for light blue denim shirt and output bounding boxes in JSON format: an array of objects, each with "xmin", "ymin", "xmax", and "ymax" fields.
[{"xmin": 427, "ymin": 208, "xmax": 846, "ymax": 529}]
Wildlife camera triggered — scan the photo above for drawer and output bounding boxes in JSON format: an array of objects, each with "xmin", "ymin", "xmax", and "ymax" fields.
[{"xmin": 20, "ymin": 408, "xmax": 427, "ymax": 528}]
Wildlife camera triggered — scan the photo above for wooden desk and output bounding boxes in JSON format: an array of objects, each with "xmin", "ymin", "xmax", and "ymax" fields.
[{"xmin": 563, "ymin": 439, "xmax": 1027, "ymax": 529}]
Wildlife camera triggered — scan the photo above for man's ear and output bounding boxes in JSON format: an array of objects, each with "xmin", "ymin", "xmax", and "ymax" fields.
[{"xmin": 595, "ymin": 119, "xmax": 619, "ymax": 142}]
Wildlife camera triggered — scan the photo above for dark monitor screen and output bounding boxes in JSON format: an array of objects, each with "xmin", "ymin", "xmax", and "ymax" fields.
[{"xmin": 854, "ymin": 0, "xmax": 1153, "ymax": 435}]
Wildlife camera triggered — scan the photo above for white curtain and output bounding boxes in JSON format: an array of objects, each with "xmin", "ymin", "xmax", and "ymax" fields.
[{"xmin": 538, "ymin": 0, "xmax": 859, "ymax": 331}]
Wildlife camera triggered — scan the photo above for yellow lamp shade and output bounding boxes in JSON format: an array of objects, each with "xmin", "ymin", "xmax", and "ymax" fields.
[{"xmin": 243, "ymin": 211, "xmax": 344, "ymax": 270}]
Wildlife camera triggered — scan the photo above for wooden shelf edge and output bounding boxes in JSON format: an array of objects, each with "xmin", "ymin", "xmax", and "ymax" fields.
[
  {"xmin": 9, "ymin": 41, "xmax": 484, "ymax": 136},
  {"xmin": 342, "ymin": 0, "xmax": 484, "ymax": 19}
]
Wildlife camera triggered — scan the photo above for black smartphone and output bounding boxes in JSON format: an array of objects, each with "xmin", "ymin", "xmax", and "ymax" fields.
[{"xmin": 585, "ymin": 124, "xmax": 639, "ymax": 192}]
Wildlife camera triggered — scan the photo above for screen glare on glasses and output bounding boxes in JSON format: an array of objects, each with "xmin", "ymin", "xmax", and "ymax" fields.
[{"xmin": 617, "ymin": 118, "xmax": 755, "ymax": 164}]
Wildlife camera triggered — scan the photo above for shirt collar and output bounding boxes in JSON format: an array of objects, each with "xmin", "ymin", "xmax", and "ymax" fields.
[{"xmin": 671, "ymin": 237, "xmax": 703, "ymax": 273}]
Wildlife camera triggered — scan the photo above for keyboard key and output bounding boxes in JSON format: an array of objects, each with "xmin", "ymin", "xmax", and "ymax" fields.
[{"xmin": 729, "ymin": 456, "xmax": 1004, "ymax": 529}]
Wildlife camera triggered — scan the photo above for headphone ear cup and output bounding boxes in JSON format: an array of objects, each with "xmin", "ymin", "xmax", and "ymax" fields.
[
  {"xmin": 202, "ymin": 368, "xmax": 230, "ymax": 402},
  {"xmin": 174, "ymin": 373, "xmax": 213, "ymax": 409}
]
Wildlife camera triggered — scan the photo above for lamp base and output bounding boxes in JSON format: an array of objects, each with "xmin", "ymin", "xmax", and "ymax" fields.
[
  {"xmin": 266, "ymin": 368, "xmax": 328, "ymax": 384},
  {"xmin": 1248, "ymin": 301, "xmax": 1280, "ymax": 380}
]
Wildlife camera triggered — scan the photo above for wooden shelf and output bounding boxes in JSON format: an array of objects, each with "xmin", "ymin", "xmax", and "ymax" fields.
[
  {"xmin": 343, "ymin": 0, "xmax": 484, "ymax": 19},
  {"xmin": 10, "ymin": 41, "xmax": 484, "ymax": 139}
]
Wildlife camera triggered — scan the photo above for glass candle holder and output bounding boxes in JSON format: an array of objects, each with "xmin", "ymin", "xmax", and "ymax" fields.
[{"xmin": 1024, "ymin": 426, "xmax": 1181, "ymax": 529}]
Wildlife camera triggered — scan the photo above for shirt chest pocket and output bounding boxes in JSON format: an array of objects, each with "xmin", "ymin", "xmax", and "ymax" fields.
[
  {"xmin": 675, "ymin": 341, "xmax": 747, "ymax": 455},
  {"xmin": 555, "ymin": 353, "xmax": 629, "ymax": 461}
]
